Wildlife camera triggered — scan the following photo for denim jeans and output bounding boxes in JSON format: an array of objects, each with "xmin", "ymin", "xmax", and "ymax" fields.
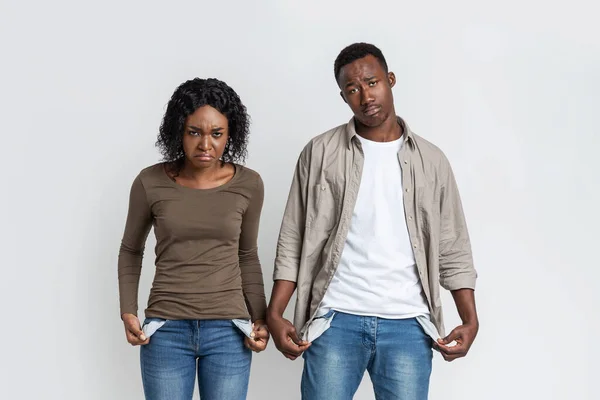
[
  {"xmin": 140, "ymin": 318, "xmax": 251, "ymax": 400},
  {"xmin": 301, "ymin": 311, "xmax": 433, "ymax": 400}
]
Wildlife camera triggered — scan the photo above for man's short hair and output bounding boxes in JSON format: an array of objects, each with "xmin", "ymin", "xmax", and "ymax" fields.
[{"xmin": 334, "ymin": 42, "xmax": 388, "ymax": 82}]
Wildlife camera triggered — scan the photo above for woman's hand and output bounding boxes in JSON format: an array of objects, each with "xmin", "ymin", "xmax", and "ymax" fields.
[
  {"xmin": 244, "ymin": 320, "xmax": 269, "ymax": 352},
  {"xmin": 122, "ymin": 313, "xmax": 150, "ymax": 346}
]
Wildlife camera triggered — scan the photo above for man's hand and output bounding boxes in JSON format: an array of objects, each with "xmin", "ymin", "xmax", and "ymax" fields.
[
  {"xmin": 267, "ymin": 280, "xmax": 309, "ymax": 360},
  {"xmin": 434, "ymin": 322, "xmax": 478, "ymax": 361},
  {"xmin": 244, "ymin": 320, "xmax": 270, "ymax": 353},
  {"xmin": 122, "ymin": 313, "xmax": 149, "ymax": 346},
  {"xmin": 434, "ymin": 288, "xmax": 479, "ymax": 361},
  {"xmin": 267, "ymin": 314, "xmax": 310, "ymax": 360}
]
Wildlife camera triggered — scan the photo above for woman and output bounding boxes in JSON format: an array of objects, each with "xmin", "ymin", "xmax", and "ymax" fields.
[{"xmin": 118, "ymin": 78, "xmax": 269, "ymax": 400}]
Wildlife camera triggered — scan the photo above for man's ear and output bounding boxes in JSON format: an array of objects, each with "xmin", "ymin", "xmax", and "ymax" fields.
[{"xmin": 388, "ymin": 71, "xmax": 396, "ymax": 88}]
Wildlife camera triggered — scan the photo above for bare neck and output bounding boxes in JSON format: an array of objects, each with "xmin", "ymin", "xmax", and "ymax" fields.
[
  {"xmin": 355, "ymin": 114, "xmax": 403, "ymax": 142},
  {"xmin": 179, "ymin": 161, "xmax": 225, "ymax": 183}
]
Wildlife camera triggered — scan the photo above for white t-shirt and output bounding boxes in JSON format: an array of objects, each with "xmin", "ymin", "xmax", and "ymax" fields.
[{"xmin": 319, "ymin": 134, "xmax": 430, "ymax": 319}]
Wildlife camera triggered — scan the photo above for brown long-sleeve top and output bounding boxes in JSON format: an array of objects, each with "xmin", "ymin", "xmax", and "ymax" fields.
[{"xmin": 118, "ymin": 163, "xmax": 267, "ymax": 321}]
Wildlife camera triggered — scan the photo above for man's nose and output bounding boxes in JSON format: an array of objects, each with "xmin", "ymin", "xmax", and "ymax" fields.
[{"xmin": 360, "ymin": 87, "xmax": 374, "ymax": 106}]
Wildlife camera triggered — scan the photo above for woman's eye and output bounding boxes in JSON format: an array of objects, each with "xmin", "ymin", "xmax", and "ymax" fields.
[{"xmin": 212, "ymin": 132, "xmax": 223, "ymax": 138}]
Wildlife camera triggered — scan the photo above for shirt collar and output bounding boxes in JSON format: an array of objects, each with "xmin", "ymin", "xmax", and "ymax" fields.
[{"xmin": 345, "ymin": 116, "xmax": 415, "ymax": 150}]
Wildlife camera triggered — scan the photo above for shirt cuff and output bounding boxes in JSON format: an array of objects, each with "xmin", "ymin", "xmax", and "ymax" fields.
[
  {"xmin": 440, "ymin": 271, "xmax": 477, "ymax": 291},
  {"xmin": 273, "ymin": 266, "xmax": 298, "ymax": 283}
]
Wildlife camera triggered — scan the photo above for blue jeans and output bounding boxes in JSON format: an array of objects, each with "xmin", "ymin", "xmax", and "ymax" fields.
[
  {"xmin": 140, "ymin": 319, "xmax": 251, "ymax": 400},
  {"xmin": 301, "ymin": 312, "xmax": 433, "ymax": 400}
]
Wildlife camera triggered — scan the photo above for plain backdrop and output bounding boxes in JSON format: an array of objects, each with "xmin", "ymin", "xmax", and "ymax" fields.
[{"xmin": 1, "ymin": 0, "xmax": 598, "ymax": 399}]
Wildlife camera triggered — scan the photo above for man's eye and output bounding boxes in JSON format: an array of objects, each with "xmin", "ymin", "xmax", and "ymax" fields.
[
  {"xmin": 369, "ymin": 81, "xmax": 377, "ymax": 87},
  {"xmin": 349, "ymin": 88, "xmax": 358, "ymax": 94}
]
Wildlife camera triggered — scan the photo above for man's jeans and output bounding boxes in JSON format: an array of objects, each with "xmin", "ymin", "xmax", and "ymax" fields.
[
  {"xmin": 302, "ymin": 311, "xmax": 433, "ymax": 400},
  {"xmin": 140, "ymin": 319, "xmax": 251, "ymax": 400}
]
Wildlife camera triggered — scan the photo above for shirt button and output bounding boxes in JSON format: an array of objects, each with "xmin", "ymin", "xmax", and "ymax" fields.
[
  {"xmin": 404, "ymin": 160, "xmax": 408, "ymax": 164},
  {"xmin": 408, "ymin": 216, "xmax": 413, "ymax": 220},
  {"xmin": 413, "ymin": 244, "xmax": 417, "ymax": 249},
  {"xmin": 405, "ymin": 188, "xmax": 410, "ymax": 193}
]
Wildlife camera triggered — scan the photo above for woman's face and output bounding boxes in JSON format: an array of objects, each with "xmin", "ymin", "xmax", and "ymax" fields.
[{"xmin": 182, "ymin": 105, "xmax": 229, "ymax": 169}]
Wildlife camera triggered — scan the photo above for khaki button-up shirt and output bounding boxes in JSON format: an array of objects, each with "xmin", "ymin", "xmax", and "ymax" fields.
[{"xmin": 274, "ymin": 117, "xmax": 477, "ymax": 337}]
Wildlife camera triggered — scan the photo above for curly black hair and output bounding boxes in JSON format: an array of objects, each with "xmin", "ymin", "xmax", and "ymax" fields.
[
  {"xmin": 334, "ymin": 42, "xmax": 388, "ymax": 83},
  {"xmin": 156, "ymin": 78, "xmax": 250, "ymax": 169}
]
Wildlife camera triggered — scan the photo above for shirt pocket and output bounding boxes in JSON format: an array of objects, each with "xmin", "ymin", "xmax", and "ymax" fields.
[
  {"xmin": 416, "ymin": 177, "xmax": 439, "ymax": 202},
  {"xmin": 416, "ymin": 178, "xmax": 441, "ymax": 213},
  {"xmin": 307, "ymin": 183, "xmax": 338, "ymax": 232}
]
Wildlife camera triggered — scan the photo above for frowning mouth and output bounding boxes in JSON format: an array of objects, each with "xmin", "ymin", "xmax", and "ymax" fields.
[
  {"xmin": 194, "ymin": 154, "xmax": 214, "ymax": 160},
  {"xmin": 363, "ymin": 105, "xmax": 381, "ymax": 116}
]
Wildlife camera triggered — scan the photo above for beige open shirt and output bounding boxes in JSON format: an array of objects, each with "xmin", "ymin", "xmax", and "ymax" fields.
[{"xmin": 274, "ymin": 117, "xmax": 477, "ymax": 338}]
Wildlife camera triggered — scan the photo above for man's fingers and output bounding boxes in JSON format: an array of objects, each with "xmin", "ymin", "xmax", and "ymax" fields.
[
  {"xmin": 282, "ymin": 352, "xmax": 299, "ymax": 360},
  {"xmin": 437, "ymin": 342, "xmax": 467, "ymax": 361},
  {"xmin": 442, "ymin": 353, "xmax": 461, "ymax": 362},
  {"xmin": 436, "ymin": 323, "xmax": 478, "ymax": 362},
  {"xmin": 287, "ymin": 329, "xmax": 308, "ymax": 346},
  {"xmin": 438, "ymin": 348, "xmax": 461, "ymax": 362},
  {"xmin": 439, "ymin": 328, "xmax": 462, "ymax": 345},
  {"xmin": 280, "ymin": 343, "xmax": 303, "ymax": 356},
  {"xmin": 285, "ymin": 339, "xmax": 311, "ymax": 352},
  {"xmin": 279, "ymin": 339, "xmax": 310, "ymax": 356},
  {"xmin": 438, "ymin": 344, "xmax": 464, "ymax": 355},
  {"xmin": 270, "ymin": 319, "xmax": 309, "ymax": 358}
]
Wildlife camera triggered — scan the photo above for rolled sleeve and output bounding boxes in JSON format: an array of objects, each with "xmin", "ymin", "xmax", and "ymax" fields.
[
  {"xmin": 438, "ymin": 155, "xmax": 477, "ymax": 291},
  {"xmin": 273, "ymin": 153, "xmax": 309, "ymax": 283}
]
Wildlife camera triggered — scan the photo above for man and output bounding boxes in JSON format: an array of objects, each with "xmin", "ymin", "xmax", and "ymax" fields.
[{"xmin": 267, "ymin": 42, "xmax": 478, "ymax": 399}]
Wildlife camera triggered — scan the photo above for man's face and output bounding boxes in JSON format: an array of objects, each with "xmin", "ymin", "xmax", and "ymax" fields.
[{"xmin": 338, "ymin": 55, "xmax": 396, "ymax": 128}]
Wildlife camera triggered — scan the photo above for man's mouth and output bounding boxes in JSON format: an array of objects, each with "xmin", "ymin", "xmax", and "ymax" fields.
[{"xmin": 363, "ymin": 105, "xmax": 381, "ymax": 116}]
